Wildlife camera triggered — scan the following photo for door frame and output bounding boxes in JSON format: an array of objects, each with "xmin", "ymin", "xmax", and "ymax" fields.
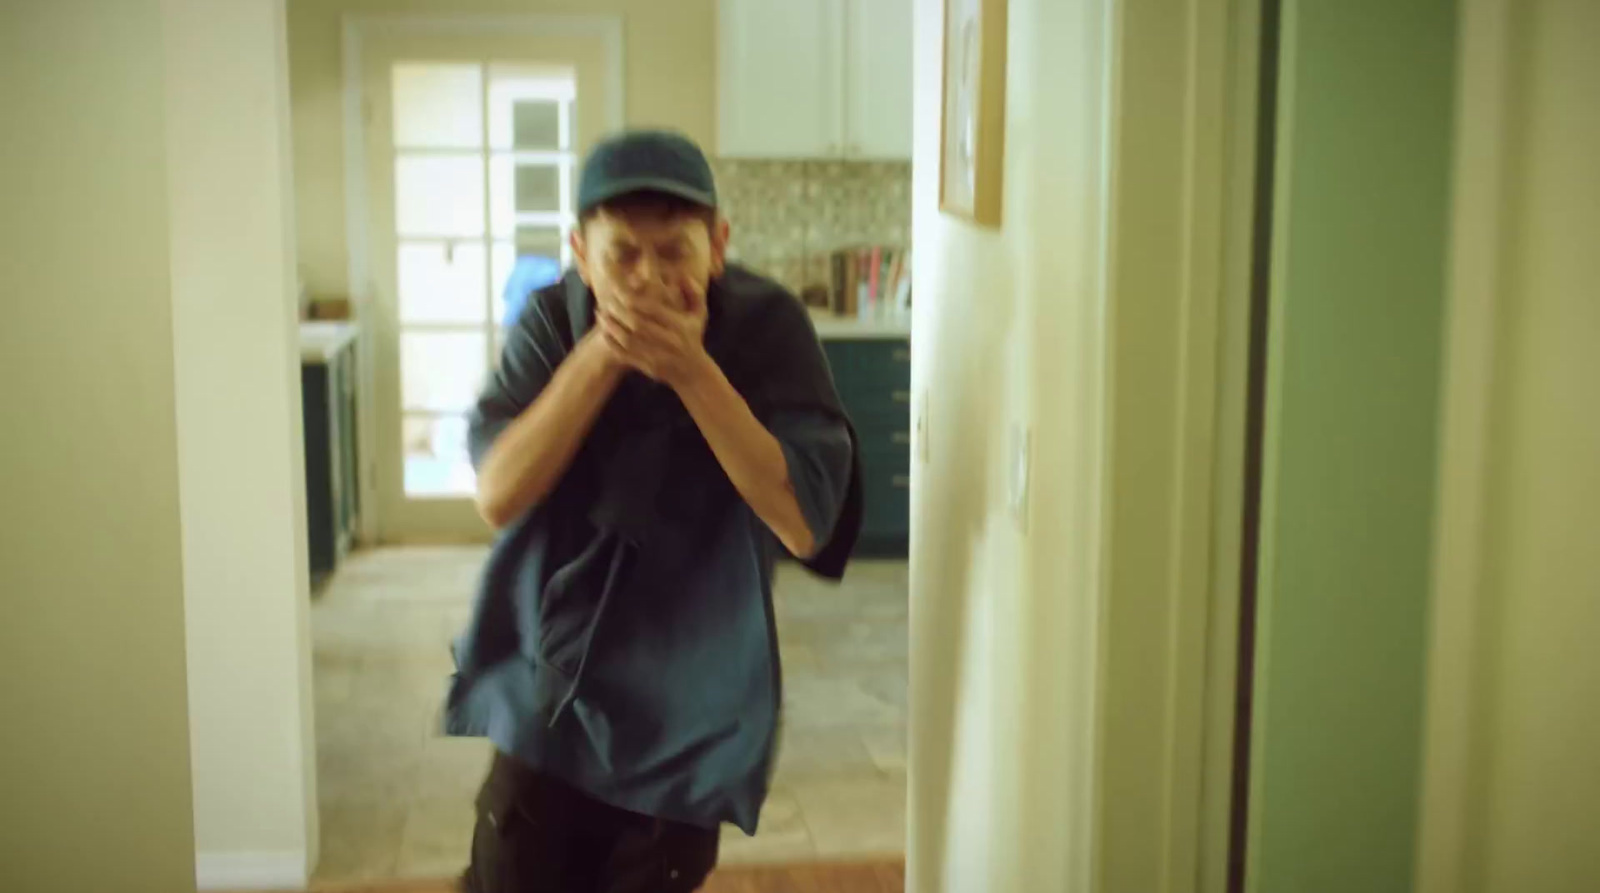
[
  {"xmin": 1094, "ymin": 0, "xmax": 1264, "ymax": 890},
  {"xmin": 339, "ymin": 13, "xmax": 624, "ymax": 544},
  {"xmin": 1414, "ymin": 0, "xmax": 1513, "ymax": 890}
]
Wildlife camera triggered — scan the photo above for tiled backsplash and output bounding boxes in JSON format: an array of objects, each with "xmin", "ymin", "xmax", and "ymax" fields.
[{"xmin": 713, "ymin": 159, "xmax": 912, "ymax": 298}]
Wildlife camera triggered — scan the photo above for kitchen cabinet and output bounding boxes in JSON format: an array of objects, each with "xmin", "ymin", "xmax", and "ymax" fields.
[
  {"xmin": 824, "ymin": 335, "xmax": 912, "ymax": 557},
  {"xmin": 301, "ymin": 323, "xmax": 362, "ymax": 587},
  {"xmin": 718, "ymin": 0, "xmax": 913, "ymax": 161},
  {"xmin": 843, "ymin": 0, "xmax": 915, "ymax": 160},
  {"xmin": 718, "ymin": 0, "xmax": 844, "ymax": 159}
]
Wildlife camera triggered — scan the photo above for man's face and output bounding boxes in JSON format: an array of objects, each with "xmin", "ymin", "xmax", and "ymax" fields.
[{"xmin": 572, "ymin": 205, "xmax": 730, "ymax": 311}]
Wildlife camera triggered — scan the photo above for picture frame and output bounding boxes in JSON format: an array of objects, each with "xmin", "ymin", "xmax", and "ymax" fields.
[{"xmin": 939, "ymin": 0, "xmax": 1008, "ymax": 227}]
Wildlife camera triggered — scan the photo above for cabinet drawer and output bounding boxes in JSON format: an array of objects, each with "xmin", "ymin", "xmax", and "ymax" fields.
[
  {"xmin": 843, "ymin": 387, "xmax": 911, "ymax": 432},
  {"xmin": 853, "ymin": 340, "xmax": 912, "ymax": 383},
  {"xmin": 824, "ymin": 339, "xmax": 910, "ymax": 382},
  {"xmin": 860, "ymin": 461, "xmax": 911, "ymax": 536},
  {"xmin": 859, "ymin": 435, "xmax": 911, "ymax": 476},
  {"xmin": 825, "ymin": 338, "xmax": 911, "ymax": 431},
  {"xmin": 853, "ymin": 416, "xmax": 910, "ymax": 557}
]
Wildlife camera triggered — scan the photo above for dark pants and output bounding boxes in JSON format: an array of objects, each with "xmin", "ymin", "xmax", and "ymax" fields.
[{"xmin": 461, "ymin": 751, "xmax": 720, "ymax": 893}]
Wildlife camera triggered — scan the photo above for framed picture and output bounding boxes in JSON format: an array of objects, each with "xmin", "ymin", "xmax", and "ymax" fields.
[{"xmin": 939, "ymin": 0, "xmax": 1008, "ymax": 226}]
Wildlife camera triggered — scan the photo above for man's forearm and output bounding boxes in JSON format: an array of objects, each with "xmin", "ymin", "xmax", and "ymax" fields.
[
  {"xmin": 672, "ymin": 353, "xmax": 817, "ymax": 557},
  {"xmin": 475, "ymin": 335, "xmax": 624, "ymax": 529}
]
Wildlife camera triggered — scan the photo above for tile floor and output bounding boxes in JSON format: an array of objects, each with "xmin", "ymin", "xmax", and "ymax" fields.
[
  {"xmin": 312, "ymin": 547, "xmax": 909, "ymax": 885},
  {"xmin": 307, "ymin": 860, "xmax": 903, "ymax": 893}
]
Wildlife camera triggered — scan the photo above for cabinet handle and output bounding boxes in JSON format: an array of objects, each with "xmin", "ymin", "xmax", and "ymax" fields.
[
  {"xmin": 892, "ymin": 389, "xmax": 911, "ymax": 403},
  {"xmin": 892, "ymin": 348, "xmax": 911, "ymax": 362},
  {"xmin": 891, "ymin": 431, "xmax": 911, "ymax": 445},
  {"xmin": 892, "ymin": 475, "xmax": 911, "ymax": 489}
]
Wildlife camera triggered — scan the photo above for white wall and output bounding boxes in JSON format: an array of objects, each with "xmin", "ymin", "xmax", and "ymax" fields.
[
  {"xmin": 0, "ymin": 2, "xmax": 197, "ymax": 891},
  {"xmin": 908, "ymin": 0, "xmax": 1242, "ymax": 888},
  {"xmin": 162, "ymin": 0, "xmax": 320, "ymax": 888},
  {"xmin": 0, "ymin": 2, "xmax": 314, "ymax": 888},
  {"xmin": 907, "ymin": 0, "xmax": 1111, "ymax": 888},
  {"xmin": 1420, "ymin": 2, "xmax": 1600, "ymax": 891}
]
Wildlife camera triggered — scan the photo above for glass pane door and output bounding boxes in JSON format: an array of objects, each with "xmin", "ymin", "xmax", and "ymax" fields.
[
  {"xmin": 487, "ymin": 64, "xmax": 578, "ymax": 336},
  {"xmin": 386, "ymin": 62, "xmax": 577, "ymax": 501},
  {"xmin": 363, "ymin": 31, "xmax": 616, "ymax": 541}
]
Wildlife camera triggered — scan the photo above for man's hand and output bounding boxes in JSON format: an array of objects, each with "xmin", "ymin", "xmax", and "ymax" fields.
[
  {"xmin": 597, "ymin": 278, "xmax": 819, "ymax": 557},
  {"xmin": 596, "ymin": 280, "xmax": 712, "ymax": 388}
]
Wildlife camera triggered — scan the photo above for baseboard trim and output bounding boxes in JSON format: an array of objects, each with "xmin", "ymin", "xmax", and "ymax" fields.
[{"xmin": 195, "ymin": 850, "xmax": 308, "ymax": 891}]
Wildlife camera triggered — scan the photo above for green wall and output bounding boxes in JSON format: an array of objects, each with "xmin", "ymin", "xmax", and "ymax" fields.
[{"xmin": 1248, "ymin": 1, "xmax": 1457, "ymax": 891}]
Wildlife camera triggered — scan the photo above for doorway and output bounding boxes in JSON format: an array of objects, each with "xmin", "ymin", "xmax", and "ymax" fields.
[
  {"xmin": 354, "ymin": 22, "xmax": 623, "ymax": 542},
  {"xmin": 1216, "ymin": 0, "xmax": 1462, "ymax": 891},
  {"xmin": 308, "ymin": 11, "xmax": 912, "ymax": 887}
]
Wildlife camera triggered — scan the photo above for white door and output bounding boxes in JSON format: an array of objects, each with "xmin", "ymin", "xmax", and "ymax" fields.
[
  {"xmin": 844, "ymin": 0, "xmax": 914, "ymax": 160},
  {"xmin": 717, "ymin": 0, "xmax": 846, "ymax": 158},
  {"xmin": 362, "ymin": 31, "xmax": 620, "ymax": 541}
]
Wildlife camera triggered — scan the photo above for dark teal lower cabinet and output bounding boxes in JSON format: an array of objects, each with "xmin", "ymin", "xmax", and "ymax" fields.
[
  {"xmin": 302, "ymin": 339, "xmax": 360, "ymax": 586},
  {"xmin": 823, "ymin": 337, "xmax": 911, "ymax": 558}
]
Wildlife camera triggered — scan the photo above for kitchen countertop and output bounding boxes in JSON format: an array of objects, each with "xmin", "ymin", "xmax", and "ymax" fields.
[
  {"xmin": 299, "ymin": 321, "xmax": 361, "ymax": 363},
  {"xmin": 808, "ymin": 311, "xmax": 912, "ymax": 340}
]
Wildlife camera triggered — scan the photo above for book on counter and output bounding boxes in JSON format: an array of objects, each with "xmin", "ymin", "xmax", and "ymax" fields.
[{"xmin": 827, "ymin": 244, "xmax": 912, "ymax": 319}]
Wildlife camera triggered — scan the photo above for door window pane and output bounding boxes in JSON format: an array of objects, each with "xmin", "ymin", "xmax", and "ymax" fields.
[
  {"xmin": 397, "ymin": 241, "xmax": 488, "ymax": 324},
  {"xmin": 490, "ymin": 157, "xmax": 572, "ymax": 236},
  {"xmin": 402, "ymin": 415, "xmax": 475, "ymax": 497},
  {"xmin": 515, "ymin": 164, "xmax": 562, "ymax": 213},
  {"xmin": 391, "ymin": 63, "xmax": 483, "ymax": 149},
  {"xmin": 513, "ymin": 100, "xmax": 563, "ymax": 150},
  {"xmin": 488, "ymin": 65, "xmax": 575, "ymax": 150},
  {"xmin": 386, "ymin": 60, "xmax": 582, "ymax": 510},
  {"xmin": 517, "ymin": 226, "xmax": 565, "ymax": 259},
  {"xmin": 401, "ymin": 331, "xmax": 488, "ymax": 413},
  {"xmin": 396, "ymin": 155, "xmax": 485, "ymax": 238}
]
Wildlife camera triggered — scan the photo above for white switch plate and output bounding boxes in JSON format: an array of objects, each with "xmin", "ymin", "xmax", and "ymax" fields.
[{"xmin": 1008, "ymin": 423, "xmax": 1031, "ymax": 527}]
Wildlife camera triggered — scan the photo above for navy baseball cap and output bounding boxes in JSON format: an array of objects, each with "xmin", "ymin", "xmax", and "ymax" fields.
[{"xmin": 576, "ymin": 130, "xmax": 718, "ymax": 216}]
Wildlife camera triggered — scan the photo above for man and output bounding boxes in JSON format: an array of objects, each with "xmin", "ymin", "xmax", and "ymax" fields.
[{"xmin": 444, "ymin": 130, "xmax": 862, "ymax": 893}]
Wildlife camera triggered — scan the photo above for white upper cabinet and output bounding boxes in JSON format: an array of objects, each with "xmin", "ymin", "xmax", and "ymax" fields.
[
  {"xmin": 717, "ymin": 0, "xmax": 912, "ymax": 160},
  {"xmin": 717, "ymin": 0, "xmax": 846, "ymax": 159},
  {"xmin": 844, "ymin": 0, "xmax": 914, "ymax": 159}
]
